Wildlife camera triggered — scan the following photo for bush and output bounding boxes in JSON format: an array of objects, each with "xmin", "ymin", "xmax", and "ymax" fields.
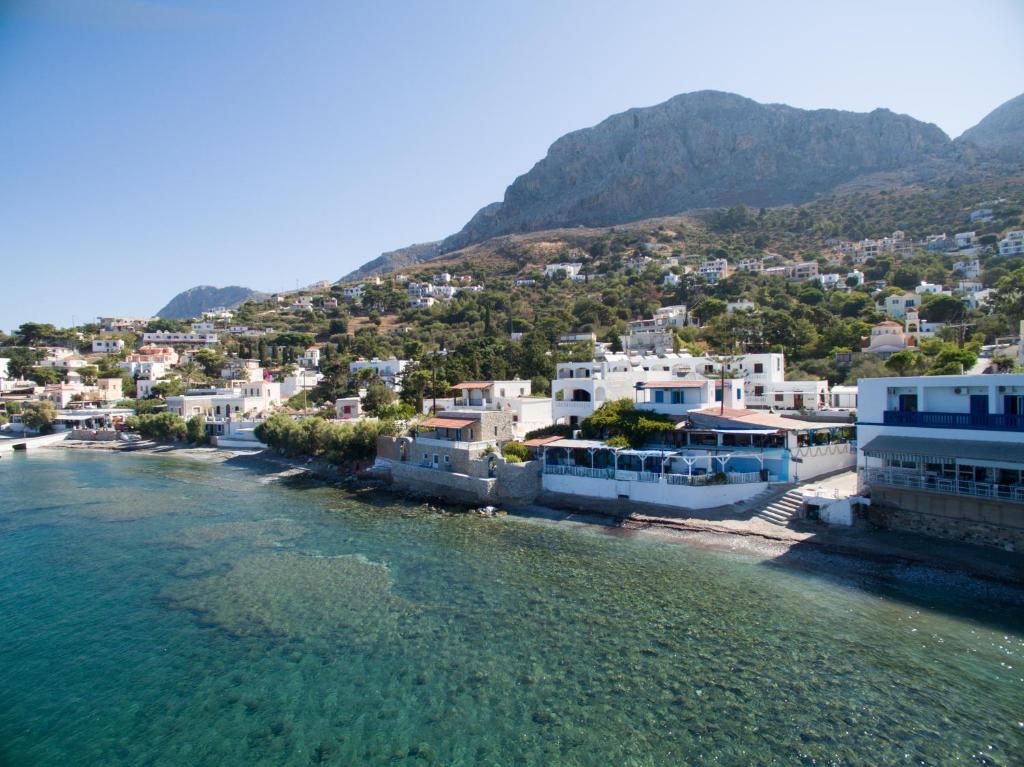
[
  {"xmin": 127, "ymin": 412, "xmax": 187, "ymax": 442},
  {"xmin": 21, "ymin": 401, "xmax": 57, "ymax": 433},
  {"xmin": 254, "ymin": 413, "xmax": 399, "ymax": 465},
  {"xmin": 186, "ymin": 415, "xmax": 208, "ymax": 445},
  {"xmin": 501, "ymin": 441, "xmax": 530, "ymax": 463},
  {"xmin": 581, "ymin": 399, "xmax": 674, "ymax": 448}
]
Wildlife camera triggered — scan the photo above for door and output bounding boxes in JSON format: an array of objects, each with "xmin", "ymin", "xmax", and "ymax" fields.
[
  {"xmin": 970, "ymin": 394, "xmax": 989, "ymax": 425},
  {"xmin": 793, "ymin": 394, "xmax": 804, "ymax": 410},
  {"xmin": 432, "ymin": 454, "xmax": 439, "ymax": 469}
]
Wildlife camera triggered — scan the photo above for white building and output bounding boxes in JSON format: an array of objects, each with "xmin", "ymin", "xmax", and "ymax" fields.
[
  {"xmin": 857, "ymin": 374, "xmax": 1024, "ymax": 548},
  {"xmin": 448, "ymin": 380, "xmax": 552, "ymax": 439},
  {"xmin": 335, "ymin": 397, "xmax": 362, "ymax": 420},
  {"xmin": 726, "ymin": 299, "xmax": 756, "ymax": 313},
  {"xmin": 343, "ymin": 284, "xmax": 364, "ymax": 300},
  {"xmin": 544, "ymin": 262, "xmax": 584, "ymax": 280},
  {"xmin": 829, "ymin": 385, "xmax": 858, "ymax": 410},
  {"xmin": 297, "ymin": 347, "xmax": 321, "ymax": 370},
  {"xmin": 92, "ymin": 339, "xmax": 125, "ymax": 353},
  {"xmin": 349, "ymin": 358, "xmax": 408, "ymax": 391},
  {"xmin": 141, "ymin": 332, "xmax": 218, "ymax": 346},
  {"xmin": 280, "ymin": 368, "xmax": 322, "ymax": 399},
  {"xmin": 191, "ymin": 322, "xmax": 216, "ymax": 333},
  {"xmin": 876, "ymin": 293, "xmax": 919, "ymax": 319},
  {"xmin": 915, "ymin": 281, "xmax": 947, "ymax": 296},
  {"xmin": 165, "ymin": 381, "xmax": 281, "ymax": 419},
  {"xmin": 698, "ymin": 258, "xmax": 729, "ymax": 282},
  {"xmin": 953, "ymin": 232, "xmax": 976, "ymax": 250},
  {"xmin": 999, "ymin": 231, "xmax": 1024, "ymax": 257},
  {"xmin": 953, "ymin": 259, "xmax": 982, "ymax": 279}
]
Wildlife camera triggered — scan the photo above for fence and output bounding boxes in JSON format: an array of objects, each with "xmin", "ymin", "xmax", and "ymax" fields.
[{"xmin": 864, "ymin": 468, "xmax": 1024, "ymax": 504}]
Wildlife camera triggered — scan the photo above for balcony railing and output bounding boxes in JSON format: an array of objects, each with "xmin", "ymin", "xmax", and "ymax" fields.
[
  {"xmin": 863, "ymin": 468, "xmax": 1024, "ymax": 504},
  {"xmin": 883, "ymin": 410, "xmax": 1024, "ymax": 431},
  {"xmin": 544, "ymin": 465, "xmax": 767, "ymax": 485}
]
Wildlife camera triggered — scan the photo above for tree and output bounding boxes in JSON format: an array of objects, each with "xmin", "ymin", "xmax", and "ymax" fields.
[
  {"xmin": 186, "ymin": 415, "xmax": 208, "ymax": 444},
  {"xmin": 501, "ymin": 441, "xmax": 530, "ymax": 463},
  {"xmin": 920, "ymin": 293, "xmax": 964, "ymax": 323},
  {"xmin": 127, "ymin": 412, "xmax": 187, "ymax": 441},
  {"xmin": 21, "ymin": 401, "xmax": 56, "ymax": 433},
  {"xmin": 884, "ymin": 350, "xmax": 918, "ymax": 376},
  {"xmin": 5, "ymin": 347, "xmax": 43, "ymax": 379},
  {"xmin": 176, "ymin": 361, "xmax": 201, "ymax": 389},
  {"xmin": 362, "ymin": 381, "xmax": 396, "ymax": 416}
]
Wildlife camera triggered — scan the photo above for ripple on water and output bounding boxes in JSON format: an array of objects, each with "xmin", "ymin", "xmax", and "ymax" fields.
[{"xmin": 162, "ymin": 552, "xmax": 416, "ymax": 641}]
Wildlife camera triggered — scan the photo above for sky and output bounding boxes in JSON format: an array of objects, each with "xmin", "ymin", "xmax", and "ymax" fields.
[{"xmin": 1, "ymin": 0, "xmax": 1022, "ymax": 332}]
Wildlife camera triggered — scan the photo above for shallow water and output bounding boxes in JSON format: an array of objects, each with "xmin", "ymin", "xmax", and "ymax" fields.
[{"xmin": 1, "ymin": 450, "xmax": 1022, "ymax": 766}]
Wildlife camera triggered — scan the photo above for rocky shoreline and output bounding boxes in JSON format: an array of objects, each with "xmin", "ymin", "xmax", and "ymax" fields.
[{"xmin": 47, "ymin": 441, "xmax": 1024, "ymax": 590}]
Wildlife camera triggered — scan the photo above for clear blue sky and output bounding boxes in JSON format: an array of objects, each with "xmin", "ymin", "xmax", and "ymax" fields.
[{"xmin": 2, "ymin": 0, "xmax": 1022, "ymax": 332}]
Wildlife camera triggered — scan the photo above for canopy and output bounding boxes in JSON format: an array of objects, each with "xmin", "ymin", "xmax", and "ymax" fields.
[{"xmin": 861, "ymin": 435, "xmax": 1024, "ymax": 464}]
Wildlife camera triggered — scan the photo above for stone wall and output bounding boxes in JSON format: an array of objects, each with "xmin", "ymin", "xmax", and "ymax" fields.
[
  {"xmin": 495, "ymin": 459, "xmax": 542, "ymax": 503},
  {"xmin": 869, "ymin": 486, "xmax": 1024, "ymax": 551},
  {"xmin": 389, "ymin": 462, "xmax": 497, "ymax": 505}
]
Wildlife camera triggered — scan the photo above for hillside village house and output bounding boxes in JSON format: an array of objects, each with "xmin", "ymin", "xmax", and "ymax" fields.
[
  {"xmin": 876, "ymin": 293, "xmax": 919, "ymax": 319},
  {"xmin": 698, "ymin": 258, "xmax": 729, "ymax": 282},
  {"xmin": 544, "ymin": 262, "xmax": 584, "ymax": 280},
  {"xmin": 450, "ymin": 380, "xmax": 552, "ymax": 439},
  {"xmin": 335, "ymin": 396, "xmax": 361, "ymax": 420},
  {"xmin": 953, "ymin": 258, "xmax": 981, "ymax": 278},
  {"xmin": 409, "ymin": 408, "xmax": 517, "ymax": 472},
  {"xmin": 220, "ymin": 358, "xmax": 264, "ymax": 383},
  {"xmin": 999, "ymin": 230, "xmax": 1024, "ymax": 257},
  {"xmin": 165, "ymin": 381, "xmax": 281, "ymax": 420},
  {"xmin": 829, "ymin": 385, "xmax": 858, "ymax": 410},
  {"xmin": 92, "ymin": 339, "xmax": 125, "ymax": 353},
  {"xmin": 551, "ymin": 351, "xmax": 830, "ymax": 426},
  {"xmin": 98, "ymin": 317, "xmax": 150, "ymax": 332},
  {"xmin": 349, "ymin": 358, "xmax": 408, "ymax": 391},
  {"xmin": 857, "ymin": 374, "xmax": 1024, "ymax": 549},
  {"xmin": 280, "ymin": 368, "xmax": 322, "ymax": 399},
  {"xmin": 141, "ymin": 331, "xmax": 218, "ymax": 346},
  {"xmin": 297, "ymin": 347, "xmax": 321, "ymax": 370}
]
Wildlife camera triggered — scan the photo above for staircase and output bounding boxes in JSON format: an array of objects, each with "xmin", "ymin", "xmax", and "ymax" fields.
[{"xmin": 755, "ymin": 489, "xmax": 805, "ymax": 526}]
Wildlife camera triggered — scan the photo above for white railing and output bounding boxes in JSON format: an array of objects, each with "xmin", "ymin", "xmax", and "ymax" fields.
[
  {"xmin": 793, "ymin": 443, "xmax": 855, "ymax": 457},
  {"xmin": 544, "ymin": 464, "xmax": 614, "ymax": 479},
  {"xmin": 544, "ymin": 465, "xmax": 765, "ymax": 486},
  {"xmin": 864, "ymin": 468, "xmax": 1024, "ymax": 504}
]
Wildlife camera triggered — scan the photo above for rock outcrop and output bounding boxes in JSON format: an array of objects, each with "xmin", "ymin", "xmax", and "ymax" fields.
[
  {"xmin": 958, "ymin": 92, "xmax": 1024, "ymax": 156},
  {"xmin": 442, "ymin": 90, "xmax": 958, "ymax": 250}
]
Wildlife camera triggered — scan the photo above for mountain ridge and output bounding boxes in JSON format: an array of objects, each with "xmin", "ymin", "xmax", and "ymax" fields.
[
  {"xmin": 341, "ymin": 90, "xmax": 1024, "ymax": 281},
  {"xmin": 156, "ymin": 285, "xmax": 267, "ymax": 320}
]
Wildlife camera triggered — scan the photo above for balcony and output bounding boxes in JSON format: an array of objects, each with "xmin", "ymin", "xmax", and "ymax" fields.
[
  {"xmin": 863, "ymin": 467, "xmax": 1024, "ymax": 504},
  {"xmin": 883, "ymin": 410, "xmax": 1024, "ymax": 431}
]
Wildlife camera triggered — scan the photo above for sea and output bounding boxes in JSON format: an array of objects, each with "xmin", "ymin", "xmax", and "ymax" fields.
[{"xmin": 0, "ymin": 450, "xmax": 1021, "ymax": 766}]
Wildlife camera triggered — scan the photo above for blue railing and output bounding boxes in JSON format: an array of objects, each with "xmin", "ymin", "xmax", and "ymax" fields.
[{"xmin": 883, "ymin": 410, "xmax": 1024, "ymax": 431}]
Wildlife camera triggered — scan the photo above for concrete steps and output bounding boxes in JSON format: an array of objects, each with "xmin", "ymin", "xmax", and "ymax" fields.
[{"xmin": 755, "ymin": 489, "xmax": 805, "ymax": 526}]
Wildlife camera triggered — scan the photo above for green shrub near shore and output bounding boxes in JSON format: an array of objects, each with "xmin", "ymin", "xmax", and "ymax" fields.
[
  {"xmin": 126, "ymin": 412, "xmax": 187, "ymax": 442},
  {"xmin": 254, "ymin": 413, "xmax": 398, "ymax": 464}
]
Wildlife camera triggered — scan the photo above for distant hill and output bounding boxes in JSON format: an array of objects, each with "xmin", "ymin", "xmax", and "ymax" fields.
[
  {"xmin": 959, "ymin": 92, "xmax": 1024, "ymax": 156},
  {"xmin": 339, "ymin": 240, "xmax": 442, "ymax": 283},
  {"xmin": 156, "ymin": 285, "xmax": 267, "ymax": 320}
]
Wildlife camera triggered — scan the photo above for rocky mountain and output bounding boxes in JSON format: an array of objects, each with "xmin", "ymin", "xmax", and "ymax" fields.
[
  {"xmin": 958, "ymin": 92, "xmax": 1024, "ymax": 155},
  {"xmin": 156, "ymin": 285, "xmax": 267, "ymax": 320},
  {"xmin": 339, "ymin": 240, "xmax": 442, "ymax": 283},
  {"xmin": 442, "ymin": 90, "xmax": 960, "ymax": 251}
]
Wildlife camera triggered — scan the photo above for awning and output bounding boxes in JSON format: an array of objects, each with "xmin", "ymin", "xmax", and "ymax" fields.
[
  {"xmin": 523, "ymin": 436, "xmax": 562, "ymax": 447},
  {"xmin": 419, "ymin": 417, "xmax": 475, "ymax": 429},
  {"xmin": 636, "ymin": 380, "xmax": 706, "ymax": 389},
  {"xmin": 544, "ymin": 439, "xmax": 612, "ymax": 450},
  {"xmin": 708, "ymin": 428, "xmax": 779, "ymax": 435},
  {"xmin": 861, "ymin": 435, "xmax": 1024, "ymax": 464}
]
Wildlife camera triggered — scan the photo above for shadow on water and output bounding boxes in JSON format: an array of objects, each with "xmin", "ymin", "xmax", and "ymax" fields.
[{"xmin": 758, "ymin": 529, "xmax": 1024, "ymax": 635}]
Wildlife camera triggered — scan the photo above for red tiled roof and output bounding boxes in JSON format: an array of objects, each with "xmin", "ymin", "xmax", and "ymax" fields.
[
  {"xmin": 452, "ymin": 382, "xmax": 493, "ymax": 390},
  {"xmin": 523, "ymin": 436, "xmax": 562, "ymax": 447},
  {"xmin": 419, "ymin": 417, "xmax": 475, "ymax": 429}
]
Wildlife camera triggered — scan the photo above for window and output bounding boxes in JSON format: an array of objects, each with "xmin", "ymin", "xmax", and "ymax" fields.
[
  {"xmin": 754, "ymin": 363, "xmax": 764, "ymax": 373},
  {"xmin": 775, "ymin": 393, "xmax": 784, "ymax": 402},
  {"xmin": 444, "ymin": 455, "xmax": 450, "ymax": 463},
  {"xmin": 654, "ymin": 390, "xmax": 664, "ymax": 403},
  {"xmin": 754, "ymin": 385, "xmax": 764, "ymax": 397}
]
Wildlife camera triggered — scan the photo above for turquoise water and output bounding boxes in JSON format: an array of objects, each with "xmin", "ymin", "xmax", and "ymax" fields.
[{"xmin": 0, "ymin": 451, "xmax": 1022, "ymax": 766}]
